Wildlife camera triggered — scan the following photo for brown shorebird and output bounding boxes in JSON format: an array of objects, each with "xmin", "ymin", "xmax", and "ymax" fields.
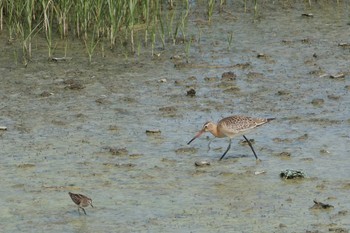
[
  {"xmin": 68, "ymin": 192, "xmax": 93, "ymax": 215},
  {"xmin": 188, "ymin": 115, "xmax": 275, "ymax": 160}
]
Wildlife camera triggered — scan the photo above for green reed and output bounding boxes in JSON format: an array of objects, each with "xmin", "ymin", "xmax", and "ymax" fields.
[
  {"xmin": 42, "ymin": 0, "xmax": 53, "ymax": 58},
  {"xmin": 227, "ymin": 31, "xmax": 233, "ymax": 51},
  {"xmin": 0, "ymin": 0, "xmax": 195, "ymax": 62},
  {"xmin": 208, "ymin": 0, "xmax": 215, "ymax": 22}
]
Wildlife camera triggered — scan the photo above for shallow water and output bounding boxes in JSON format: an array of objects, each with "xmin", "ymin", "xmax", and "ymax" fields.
[{"xmin": 1, "ymin": 1, "xmax": 350, "ymax": 233}]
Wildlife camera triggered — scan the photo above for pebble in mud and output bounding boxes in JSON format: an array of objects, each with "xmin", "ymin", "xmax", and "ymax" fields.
[
  {"xmin": 145, "ymin": 129, "xmax": 161, "ymax": 134},
  {"xmin": 319, "ymin": 149, "xmax": 330, "ymax": 155},
  {"xmin": 186, "ymin": 88, "xmax": 196, "ymax": 97},
  {"xmin": 280, "ymin": 169, "xmax": 306, "ymax": 179},
  {"xmin": 311, "ymin": 98, "xmax": 324, "ymax": 106},
  {"xmin": 301, "ymin": 13, "xmax": 314, "ymax": 17},
  {"xmin": 338, "ymin": 42, "xmax": 350, "ymax": 48},
  {"xmin": 194, "ymin": 161, "xmax": 210, "ymax": 167},
  {"xmin": 221, "ymin": 71, "xmax": 236, "ymax": 81},
  {"xmin": 330, "ymin": 73, "xmax": 345, "ymax": 79},
  {"xmin": 257, "ymin": 53, "xmax": 267, "ymax": 58}
]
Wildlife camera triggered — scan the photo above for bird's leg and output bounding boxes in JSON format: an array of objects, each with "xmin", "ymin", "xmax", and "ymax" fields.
[
  {"xmin": 242, "ymin": 135, "xmax": 259, "ymax": 160},
  {"xmin": 78, "ymin": 207, "xmax": 81, "ymax": 215},
  {"xmin": 219, "ymin": 138, "xmax": 232, "ymax": 161},
  {"xmin": 81, "ymin": 207, "xmax": 87, "ymax": 215}
]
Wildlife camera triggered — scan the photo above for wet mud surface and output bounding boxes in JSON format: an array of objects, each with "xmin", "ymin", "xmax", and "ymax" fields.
[{"xmin": 1, "ymin": 1, "xmax": 350, "ymax": 232}]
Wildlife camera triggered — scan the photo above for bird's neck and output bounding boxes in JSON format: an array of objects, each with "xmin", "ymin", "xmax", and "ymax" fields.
[{"xmin": 209, "ymin": 124, "xmax": 224, "ymax": 138}]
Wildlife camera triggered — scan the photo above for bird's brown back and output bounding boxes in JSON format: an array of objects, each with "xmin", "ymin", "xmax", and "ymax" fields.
[{"xmin": 218, "ymin": 115, "xmax": 273, "ymax": 135}]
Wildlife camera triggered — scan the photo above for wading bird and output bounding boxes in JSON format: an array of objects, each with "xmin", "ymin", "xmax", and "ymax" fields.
[
  {"xmin": 188, "ymin": 115, "xmax": 275, "ymax": 160},
  {"xmin": 68, "ymin": 192, "xmax": 93, "ymax": 215}
]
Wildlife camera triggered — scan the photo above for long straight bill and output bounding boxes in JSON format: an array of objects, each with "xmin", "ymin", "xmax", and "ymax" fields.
[{"xmin": 187, "ymin": 130, "xmax": 204, "ymax": 145}]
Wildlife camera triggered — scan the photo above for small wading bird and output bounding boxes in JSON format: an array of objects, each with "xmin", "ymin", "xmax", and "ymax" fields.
[
  {"xmin": 68, "ymin": 192, "xmax": 93, "ymax": 215},
  {"xmin": 187, "ymin": 115, "xmax": 275, "ymax": 160}
]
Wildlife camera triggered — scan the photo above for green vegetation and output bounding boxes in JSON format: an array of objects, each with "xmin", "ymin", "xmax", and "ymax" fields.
[
  {"xmin": 0, "ymin": 0, "xmax": 193, "ymax": 63},
  {"xmin": 0, "ymin": 0, "xmax": 274, "ymax": 64}
]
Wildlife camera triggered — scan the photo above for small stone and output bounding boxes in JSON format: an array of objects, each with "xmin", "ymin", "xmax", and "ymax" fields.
[
  {"xmin": 330, "ymin": 73, "xmax": 345, "ymax": 79},
  {"xmin": 146, "ymin": 129, "xmax": 161, "ymax": 134},
  {"xmin": 257, "ymin": 53, "xmax": 266, "ymax": 58},
  {"xmin": 254, "ymin": 170, "xmax": 266, "ymax": 175},
  {"xmin": 319, "ymin": 149, "xmax": 330, "ymax": 154},
  {"xmin": 338, "ymin": 42, "xmax": 350, "ymax": 48},
  {"xmin": 221, "ymin": 71, "xmax": 236, "ymax": 81},
  {"xmin": 186, "ymin": 88, "xmax": 196, "ymax": 97},
  {"xmin": 280, "ymin": 169, "xmax": 306, "ymax": 179},
  {"xmin": 194, "ymin": 161, "xmax": 211, "ymax": 167},
  {"xmin": 301, "ymin": 13, "xmax": 314, "ymax": 17},
  {"xmin": 158, "ymin": 78, "xmax": 167, "ymax": 83},
  {"xmin": 311, "ymin": 98, "xmax": 324, "ymax": 106}
]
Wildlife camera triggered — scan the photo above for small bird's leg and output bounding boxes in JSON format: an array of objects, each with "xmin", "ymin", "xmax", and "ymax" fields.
[
  {"xmin": 207, "ymin": 138, "xmax": 215, "ymax": 152},
  {"xmin": 219, "ymin": 138, "xmax": 232, "ymax": 161},
  {"xmin": 242, "ymin": 135, "xmax": 259, "ymax": 160},
  {"xmin": 81, "ymin": 207, "xmax": 87, "ymax": 215},
  {"xmin": 78, "ymin": 208, "xmax": 81, "ymax": 215}
]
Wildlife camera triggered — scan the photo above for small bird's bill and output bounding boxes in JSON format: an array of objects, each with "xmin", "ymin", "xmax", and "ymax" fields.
[{"xmin": 187, "ymin": 130, "xmax": 204, "ymax": 144}]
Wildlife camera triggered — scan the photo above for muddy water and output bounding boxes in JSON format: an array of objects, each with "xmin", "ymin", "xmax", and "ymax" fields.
[{"xmin": 1, "ymin": 1, "xmax": 350, "ymax": 233}]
